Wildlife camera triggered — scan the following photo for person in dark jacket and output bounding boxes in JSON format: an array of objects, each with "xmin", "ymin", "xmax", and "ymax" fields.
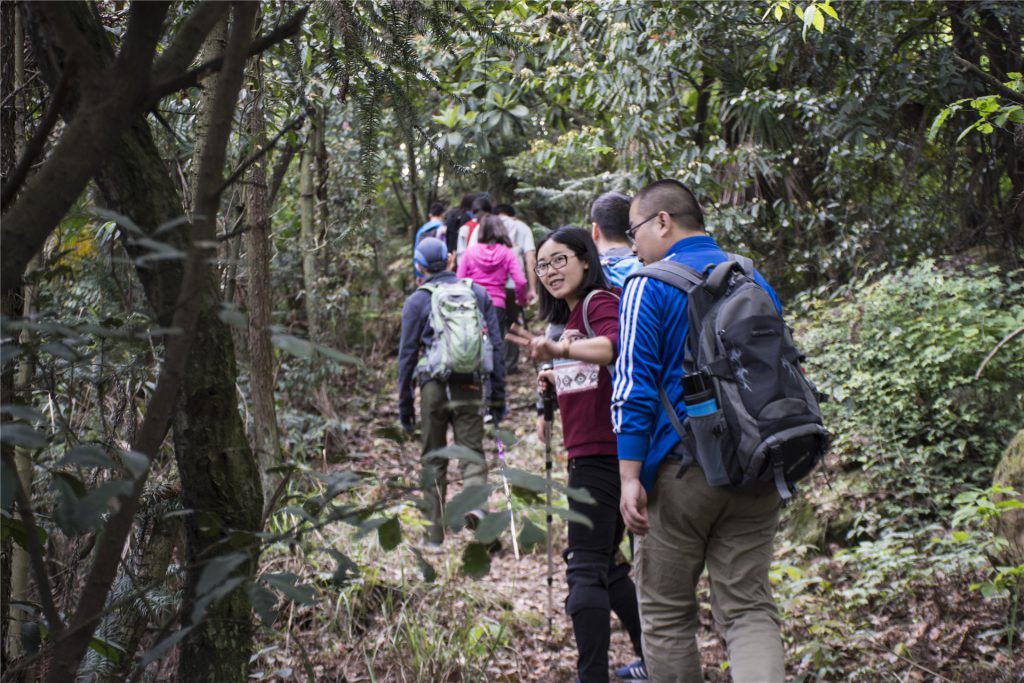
[{"xmin": 398, "ymin": 237, "xmax": 505, "ymax": 547}]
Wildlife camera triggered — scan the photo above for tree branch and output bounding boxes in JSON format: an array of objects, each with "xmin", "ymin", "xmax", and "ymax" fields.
[
  {"xmin": 1, "ymin": 451, "xmax": 63, "ymax": 640},
  {"xmin": 0, "ymin": 60, "xmax": 73, "ymax": 210},
  {"xmin": 953, "ymin": 55, "xmax": 1024, "ymax": 106},
  {"xmin": 215, "ymin": 112, "xmax": 305, "ymax": 196},
  {"xmin": 148, "ymin": 5, "xmax": 308, "ymax": 102},
  {"xmin": 150, "ymin": 1, "xmax": 230, "ymax": 84}
]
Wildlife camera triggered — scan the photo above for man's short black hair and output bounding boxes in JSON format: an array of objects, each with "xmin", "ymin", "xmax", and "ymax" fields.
[
  {"xmin": 471, "ymin": 196, "xmax": 493, "ymax": 215},
  {"xmin": 428, "ymin": 202, "xmax": 447, "ymax": 217},
  {"xmin": 632, "ymin": 179, "xmax": 705, "ymax": 231},
  {"xmin": 589, "ymin": 191, "xmax": 632, "ymax": 242},
  {"xmin": 495, "ymin": 203, "xmax": 515, "ymax": 217}
]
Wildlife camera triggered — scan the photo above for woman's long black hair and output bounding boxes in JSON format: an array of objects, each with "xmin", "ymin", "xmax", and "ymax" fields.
[{"xmin": 537, "ymin": 226, "xmax": 608, "ymax": 325}]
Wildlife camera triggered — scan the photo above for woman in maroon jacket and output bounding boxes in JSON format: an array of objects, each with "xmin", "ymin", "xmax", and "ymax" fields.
[{"xmin": 507, "ymin": 227, "xmax": 645, "ymax": 683}]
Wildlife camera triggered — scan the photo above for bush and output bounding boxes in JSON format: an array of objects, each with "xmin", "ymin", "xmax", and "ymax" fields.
[{"xmin": 795, "ymin": 260, "xmax": 1024, "ymax": 539}]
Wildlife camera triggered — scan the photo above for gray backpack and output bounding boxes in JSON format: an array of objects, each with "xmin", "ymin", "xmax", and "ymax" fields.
[
  {"xmin": 415, "ymin": 279, "xmax": 492, "ymax": 380},
  {"xmin": 629, "ymin": 256, "xmax": 829, "ymax": 499}
]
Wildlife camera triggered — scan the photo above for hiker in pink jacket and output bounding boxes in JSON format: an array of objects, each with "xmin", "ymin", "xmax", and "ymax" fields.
[{"xmin": 458, "ymin": 214, "xmax": 529, "ymax": 344}]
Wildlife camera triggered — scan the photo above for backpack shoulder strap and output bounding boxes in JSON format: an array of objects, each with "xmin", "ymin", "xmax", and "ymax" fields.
[
  {"xmin": 625, "ymin": 260, "xmax": 704, "ymax": 293},
  {"xmin": 581, "ymin": 289, "xmax": 620, "ymax": 338}
]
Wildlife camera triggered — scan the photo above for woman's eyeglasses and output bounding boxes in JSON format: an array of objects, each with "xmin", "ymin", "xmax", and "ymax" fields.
[{"xmin": 535, "ymin": 253, "xmax": 576, "ymax": 276}]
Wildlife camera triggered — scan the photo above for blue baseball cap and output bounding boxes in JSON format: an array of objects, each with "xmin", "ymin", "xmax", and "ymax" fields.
[{"xmin": 414, "ymin": 237, "xmax": 448, "ymax": 273}]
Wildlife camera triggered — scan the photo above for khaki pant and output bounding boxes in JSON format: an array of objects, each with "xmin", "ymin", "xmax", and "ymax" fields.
[
  {"xmin": 420, "ymin": 380, "xmax": 489, "ymax": 543},
  {"xmin": 635, "ymin": 464, "xmax": 784, "ymax": 683}
]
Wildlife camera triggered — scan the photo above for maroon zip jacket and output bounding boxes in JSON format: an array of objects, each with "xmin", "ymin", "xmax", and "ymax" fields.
[{"xmin": 558, "ymin": 289, "xmax": 619, "ymax": 459}]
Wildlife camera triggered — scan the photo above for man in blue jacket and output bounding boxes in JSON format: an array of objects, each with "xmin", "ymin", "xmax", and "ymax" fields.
[
  {"xmin": 590, "ymin": 191, "xmax": 642, "ymax": 289},
  {"xmin": 611, "ymin": 180, "xmax": 785, "ymax": 682},
  {"xmin": 398, "ymin": 237, "xmax": 505, "ymax": 547}
]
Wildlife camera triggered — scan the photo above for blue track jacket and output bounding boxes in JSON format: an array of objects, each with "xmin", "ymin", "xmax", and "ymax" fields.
[{"xmin": 611, "ymin": 235, "xmax": 782, "ymax": 491}]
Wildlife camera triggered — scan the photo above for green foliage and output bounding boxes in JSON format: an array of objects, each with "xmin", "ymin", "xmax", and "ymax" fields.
[
  {"xmin": 929, "ymin": 73, "xmax": 1024, "ymax": 143},
  {"xmin": 797, "ymin": 261, "xmax": 1024, "ymax": 538}
]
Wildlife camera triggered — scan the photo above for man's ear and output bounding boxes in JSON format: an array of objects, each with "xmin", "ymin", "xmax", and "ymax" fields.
[
  {"xmin": 658, "ymin": 211, "xmax": 674, "ymax": 237},
  {"xmin": 591, "ymin": 221, "xmax": 602, "ymax": 242}
]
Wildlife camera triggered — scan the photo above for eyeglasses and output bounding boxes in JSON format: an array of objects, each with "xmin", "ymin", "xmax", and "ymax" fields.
[
  {"xmin": 535, "ymin": 253, "xmax": 576, "ymax": 276},
  {"xmin": 626, "ymin": 211, "xmax": 673, "ymax": 243}
]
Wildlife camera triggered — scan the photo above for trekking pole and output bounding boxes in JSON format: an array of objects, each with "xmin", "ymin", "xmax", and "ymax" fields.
[
  {"xmin": 542, "ymin": 385, "xmax": 556, "ymax": 636},
  {"xmin": 495, "ymin": 433, "xmax": 520, "ymax": 560}
]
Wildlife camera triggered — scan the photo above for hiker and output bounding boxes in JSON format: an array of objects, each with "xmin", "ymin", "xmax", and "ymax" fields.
[
  {"xmin": 457, "ymin": 214, "xmax": 529, "ymax": 360},
  {"xmin": 612, "ymin": 179, "xmax": 786, "ymax": 682},
  {"xmin": 495, "ymin": 203, "xmax": 538, "ymax": 374},
  {"xmin": 506, "ymin": 226, "xmax": 645, "ymax": 683},
  {"xmin": 397, "ymin": 237, "xmax": 506, "ymax": 548},
  {"xmin": 445, "ymin": 192, "xmax": 478, "ymax": 257},
  {"xmin": 589, "ymin": 192, "xmax": 642, "ymax": 288},
  {"xmin": 456, "ymin": 195, "xmax": 494, "ymax": 261},
  {"xmin": 412, "ymin": 201, "xmax": 447, "ymax": 283}
]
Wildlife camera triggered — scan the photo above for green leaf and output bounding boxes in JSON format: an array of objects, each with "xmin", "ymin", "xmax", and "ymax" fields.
[
  {"xmin": 40, "ymin": 341, "xmax": 83, "ymax": 362},
  {"xmin": 192, "ymin": 577, "xmax": 245, "ymax": 622},
  {"xmin": 271, "ymin": 333, "xmax": 314, "ymax": 359},
  {"xmin": 0, "ymin": 424, "xmax": 48, "ymax": 449},
  {"xmin": 425, "ymin": 444, "xmax": 485, "ymax": 465},
  {"xmin": 314, "ymin": 343, "xmax": 364, "ymax": 367},
  {"xmin": 122, "ymin": 450, "xmax": 150, "ymax": 479},
  {"xmin": 323, "ymin": 548, "xmax": 360, "ymax": 584},
  {"xmin": 495, "ymin": 427, "xmax": 518, "ymax": 447},
  {"xmin": 461, "ymin": 542, "xmax": 492, "ymax": 579},
  {"xmin": 0, "ymin": 516, "xmax": 48, "ymax": 550},
  {"xmin": 60, "ymin": 445, "xmax": 116, "ymax": 470},
  {"xmin": 811, "ymin": 7, "xmax": 825, "ymax": 32},
  {"xmin": 474, "ymin": 511, "xmax": 509, "ymax": 544},
  {"xmin": 377, "ymin": 516, "xmax": 402, "ymax": 550},
  {"xmin": 139, "ymin": 626, "xmax": 194, "ymax": 669},
  {"xmin": 516, "ymin": 518, "xmax": 546, "ymax": 553},
  {"xmin": 551, "ymin": 505, "xmax": 594, "ymax": 529},
  {"xmin": 196, "ymin": 553, "xmax": 249, "ymax": 597},
  {"xmin": 411, "ymin": 547, "xmax": 438, "ymax": 583},
  {"xmin": 0, "ymin": 405, "xmax": 44, "ymax": 423},
  {"xmin": 264, "ymin": 572, "xmax": 317, "ymax": 605},
  {"xmin": 819, "ymin": 1, "xmax": 839, "ymax": 20},
  {"xmin": 444, "ymin": 484, "xmax": 493, "ymax": 530},
  {"xmin": 562, "ymin": 483, "xmax": 596, "ymax": 505},
  {"xmin": 217, "ymin": 306, "xmax": 248, "ymax": 329},
  {"xmin": 801, "ymin": 5, "xmax": 816, "ymax": 39},
  {"xmin": 504, "ymin": 466, "xmax": 548, "ymax": 493},
  {"xmin": 246, "ymin": 582, "xmax": 279, "ymax": 624},
  {"xmin": 88, "ymin": 635, "xmax": 128, "ymax": 663}
]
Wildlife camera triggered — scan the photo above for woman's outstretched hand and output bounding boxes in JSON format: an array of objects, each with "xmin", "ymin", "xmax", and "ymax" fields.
[{"xmin": 506, "ymin": 323, "xmax": 580, "ymax": 362}]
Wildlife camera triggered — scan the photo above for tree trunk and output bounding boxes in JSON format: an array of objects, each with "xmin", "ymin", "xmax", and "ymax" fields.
[
  {"xmin": 300, "ymin": 139, "xmax": 319, "ymax": 340},
  {"xmin": 245, "ymin": 54, "xmax": 281, "ymax": 509},
  {"xmin": 175, "ymin": 9, "xmax": 263, "ymax": 682},
  {"xmin": 1, "ymin": 3, "xmax": 21, "ymax": 666}
]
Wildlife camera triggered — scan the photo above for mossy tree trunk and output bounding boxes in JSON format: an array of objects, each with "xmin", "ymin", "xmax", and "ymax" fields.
[{"xmin": 244, "ymin": 54, "xmax": 282, "ymax": 508}]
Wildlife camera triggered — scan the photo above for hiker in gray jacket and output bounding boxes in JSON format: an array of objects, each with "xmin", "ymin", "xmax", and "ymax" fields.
[{"xmin": 397, "ymin": 237, "xmax": 505, "ymax": 547}]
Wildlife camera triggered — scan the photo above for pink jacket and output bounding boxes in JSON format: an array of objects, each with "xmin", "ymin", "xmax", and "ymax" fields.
[{"xmin": 457, "ymin": 243, "xmax": 528, "ymax": 309}]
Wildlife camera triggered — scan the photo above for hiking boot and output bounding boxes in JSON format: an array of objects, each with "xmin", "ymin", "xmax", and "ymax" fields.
[
  {"xmin": 614, "ymin": 659, "xmax": 648, "ymax": 681},
  {"xmin": 464, "ymin": 509, "xmax": 485, "ymax": 531}
]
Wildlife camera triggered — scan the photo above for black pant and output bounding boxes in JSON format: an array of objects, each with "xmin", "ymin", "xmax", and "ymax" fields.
[
  {"xmin": 565, "ymin": 456, "xmax": 643, "ymax": 682},
  {"xmin": 500, "ymin": 293, "xmax": 521, "ymax": 373}
]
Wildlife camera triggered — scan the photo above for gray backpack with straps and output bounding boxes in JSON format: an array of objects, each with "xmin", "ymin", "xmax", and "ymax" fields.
[{"xmin": 628, "ymin": 255, "xmax": 829, "ymax": 499}]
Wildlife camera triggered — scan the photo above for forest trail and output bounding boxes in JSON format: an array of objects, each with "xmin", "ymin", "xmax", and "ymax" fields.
[{"xmin": 295, "ymin": 350, "xmax": 731, "ymax": 683}]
